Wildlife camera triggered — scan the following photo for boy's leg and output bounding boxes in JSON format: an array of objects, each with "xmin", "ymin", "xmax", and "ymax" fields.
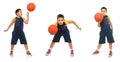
[
  {"xmin": 50, "ymin": 42, "xmax": 55, "ymax": 49},
  {"xmin": 46, "ymin": 42, "xmax": 55, "ymax": 56},
  {"xmin": 68, "ymin": 42, "xmax": 74, "ymax": 57},
  {"xmin": 46, "ymin": 32, "xmax": 61, "ymax": 56},
  {"xmin": 108, "ymin": 43, "xmax": 112, "ymax": 57},
  {"xmin": 10, "ymin": 31, "xmax": 18, "ymax": 56},
  {"xmin": 10, "ymin": 44, "xmax": 14, "ymax": 56},
  {"xmin": 93, "ymin": 44, "xmax": 102, "ymax": 55},
  {"xmin": 24, "ymin": 44, "xmax": 32, "ymax": 55},
  {"xmin": 109, "ymin": 43, "xmax": 112, "ymax": 51},
  {"xmin": 63, "ymin": 30, "xmax": 74, "ymax": 56},
  {"xmin": 97, "ymin": 44, "xmax": 102, "ymax": 50},
  {"xmin": 10, "ymin": 44, "xmax": 14, "ymax": 51},
  {"xmin": 68, "ymin": 43, "xmax": 73, "ymax": 50},
  {"xmin": 19, "ymin": 31, "xmax": 31, "ymax": 55},
  {"xmin": 93, "ymin": 30, "xmax": 105, "ymax": 55},
  {"xmin": 24, "ymin": 44, "xmax": 29, "ymax": 51},
  {"xmin": 107, "ymin": 29, "xmax": 114, "ymax": 57}
]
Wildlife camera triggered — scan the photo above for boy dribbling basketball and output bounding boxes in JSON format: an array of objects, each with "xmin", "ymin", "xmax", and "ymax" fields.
[{"xmin": 46, "ymin": 14, "xmax": 81, "ymax": 57}]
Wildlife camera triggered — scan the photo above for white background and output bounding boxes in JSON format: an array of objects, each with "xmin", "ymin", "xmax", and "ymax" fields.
[{"xmin": 0, "ymin": 0, "xmax": 120, "ymax": 62}]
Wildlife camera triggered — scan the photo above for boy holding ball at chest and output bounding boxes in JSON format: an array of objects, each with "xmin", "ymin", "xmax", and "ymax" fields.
[{"xmin": 93, "ymin": 7, "xmax": 115, "ymax": 57}]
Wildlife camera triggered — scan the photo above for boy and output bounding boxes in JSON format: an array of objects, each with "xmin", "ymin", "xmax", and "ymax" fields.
[
  {"xmin": 4, "ymin": 9, "xmax": 32, "ymax": 56},
  {"xmin": 46, "ymin": 14, "xmax": 81, "ymax": 57},
  {"xmin": 93, "ymin": 7, "xmax": 115, "ymax": 57}
]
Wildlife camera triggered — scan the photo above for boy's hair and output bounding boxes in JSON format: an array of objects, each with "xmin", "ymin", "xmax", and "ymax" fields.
[
  {"xmin": 101, "ymin": 7, "xmax": 107, "ymax": 11},
  {"xmin": 57, "ymin": 14, "xmax": 64, "ymax": 19},
  {"xmin": 15, "ymin": 8, "xmax": 21, "ymax": 15}
]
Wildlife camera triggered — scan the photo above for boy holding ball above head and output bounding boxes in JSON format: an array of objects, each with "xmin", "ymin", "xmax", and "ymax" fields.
[
  {"xmin": 93, "ymin": 7, "xmax": 115, "ymax": 57},
  {"xmin": 46, "ymin": 14, "xmax": 81, "ymax": 57},
  {"xmin": 4, "ymin": 9, "xmax": 32, "ymax": 56}
]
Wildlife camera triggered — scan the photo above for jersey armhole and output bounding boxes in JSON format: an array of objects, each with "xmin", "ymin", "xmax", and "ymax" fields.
[
  {"xmin": 54, "ymin": 20, "xmax": 68, "ymax": 26},
  {"xmin": 21, "ymin": 17, "xmax": 25, "ymax": 22},
  {"xmin": 54, "ymin": 22, "xmax": 58, "ymax": 26},
  {"xmin": 64, "ymin": 20, "xmax": 68, "ymax": 25},
  {"xmin": 13, "ymin": 17, "xmax": 16, "ymax": 22}
]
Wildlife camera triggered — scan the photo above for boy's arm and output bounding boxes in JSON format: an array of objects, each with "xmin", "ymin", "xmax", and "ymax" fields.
[
  {"xmin": 108, "ymin": 19, "xmax": 113, "ymax": 31},
  {"xmin": 4, "ymin": 19, "xmax": 15, "ymax": 32},
  {"xmin": 68, "ymin": 20, "xmax": 81, "ymax": 30},
  {"xmin": 107, "ymin": 15, "xmax": 113, "ymax": 31},
  {"xmin": 23, "ymin": 12, "xmax": 29, "ymax": 24},
  {"xmin": 98, "ymin": 21, "xmax": 101, "ymax": 27}
]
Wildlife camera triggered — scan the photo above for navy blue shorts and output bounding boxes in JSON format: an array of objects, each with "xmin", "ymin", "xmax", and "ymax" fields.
[
  {"xmin": 52, "ymin": 29, "xmax": 72, "ymax": 43},
  {"xmin": 99, "ymin": 29, "xmax": 115, "ymax": 44},
  {"xmin": 11, "ymin": 31, "xmax": 27, "ymax": 45}
]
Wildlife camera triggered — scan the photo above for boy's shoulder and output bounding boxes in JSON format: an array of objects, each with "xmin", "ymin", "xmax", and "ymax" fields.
[
  {"xmin": 12, "ymin": 17, "xmax": 24, "ymax": 22},
  {"xmin": 54, "ymin": 20, "xmax": 68, "ymax": 26},
  {"xmin": 64, "ymin": 20, "xmax": 68, "ymax": 25},
  {"xmin": 105, "ymin": 14, "xmax": 110, "ymax": 19}
]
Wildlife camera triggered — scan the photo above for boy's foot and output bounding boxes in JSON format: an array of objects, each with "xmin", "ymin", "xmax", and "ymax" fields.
[
  {"xmin": 46, "ymin": 49, "xmax": 51, "ymax": 56},
  {"xmin": 93, "ymin": 50, "xmax": 99, "ymax": 55},
  {"xmin": 108, "ymin": 51, "xmax": 112, "ymax": 57},
  {"xmin": 10, "ymin": 51, "xmax": 13, "ymax": 56},
  {"xmin": 71, "ymin": 50, "xmax": 74, "ymax": 57},
  {"xmin": 26, "ymin": 51, "xmax": 32, "ymax": 56}
]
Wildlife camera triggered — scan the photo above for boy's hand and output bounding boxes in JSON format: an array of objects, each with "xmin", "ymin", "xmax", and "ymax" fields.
[
  {"xmin": 77, "ymin": 27, "xmax": 81, "ymax": 31},
  {"xmin": 50, "ymin": 34, "xmax": 54, "ymax": 35},
  {"xmin": 50, "ymin": 33, "xmax": 55, "ymax": 35},
  {"xmin": 98, "ymin": 23, "xmax": 100, "ymax": 27},
  {"xmin": 26, "ymin": 12, "xmax": 29, "ymax": 16},
  {"xmin": 98, "ymin": 22, "xmax": 101, "ymax": 27},
  {"xmin": 110, "ymin": 26, "xmax": 113, "ymax": 32},
  {"xmin": 4, "ymin": 29, "xmax": 8, "ymax": 32},
  {"xmin": 111, "ymin": 28, "xmax": 113, "ymax": 33}
]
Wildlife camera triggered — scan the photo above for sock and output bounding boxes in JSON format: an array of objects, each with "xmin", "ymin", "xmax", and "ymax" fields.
[
  {"xmin": 49, "ymin": 48, "xmax": 52, "ymax": 50},
  {"xmin": 70, "ymin": 49, "xmax": 73, "ymax": 51},
  {"xmin": 26, "ymin": 49, "xmax": 29, "ymax": 52},
  {"xmin": 10, "ymin": 51, "xmax": 13, "ymax": 52},
  {"xmin": 109, "ymin": 49, "xmax": 112, "ymax": 51},
  {"xmin": 96, "ymin": 49, "xmax": 100, "ymax": 51}
]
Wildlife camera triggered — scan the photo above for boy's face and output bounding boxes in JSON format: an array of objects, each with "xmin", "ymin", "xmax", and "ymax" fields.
[
  {"xmin": 17, "ymin": 10, "xmax": 22, "ymax": 17},
  {"xmin": 57, "ymin": 17, "xmax": 64, "ymax": 25},
  {"xmin": 101, "ymin": 9, "xmax": 107, "ymax": 16}
]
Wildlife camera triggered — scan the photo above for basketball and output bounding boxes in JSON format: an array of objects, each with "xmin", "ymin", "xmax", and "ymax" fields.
[
  {"xmin": 94, "ymin": 13, "xmax": 103, "ymax": 22},
  {"xmin": 27, "ymin": 3, "xmax": 36, "ymax": 12},
  {"xmin": 48, "ymin": 25, "xmax": 58, "ymax": 35}
]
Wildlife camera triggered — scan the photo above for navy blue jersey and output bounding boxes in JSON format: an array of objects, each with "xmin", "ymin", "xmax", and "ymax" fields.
[
  {"xmin": 57, "ymin": 22, "xmax": 68, "ymax": 31},
  {"xmin": 14, "ymin": 17, "xmax": 24, "ymax": 31},
  {"xmin": 100, "ymin": 15, "xmax": 111, "ymax": 31}
]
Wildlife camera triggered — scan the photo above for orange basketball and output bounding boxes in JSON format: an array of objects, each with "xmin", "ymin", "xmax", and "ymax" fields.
[
  {"xmin": 27, "ymin": 3, "xmax": 35, "ymax": 12},
  {"xmin": 94, "ymin": 13, "xmax": 103, "ymax": 22},
  {"xmin": 48, "ymin": 25, "xmax": 58, "ymax": 35}
]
